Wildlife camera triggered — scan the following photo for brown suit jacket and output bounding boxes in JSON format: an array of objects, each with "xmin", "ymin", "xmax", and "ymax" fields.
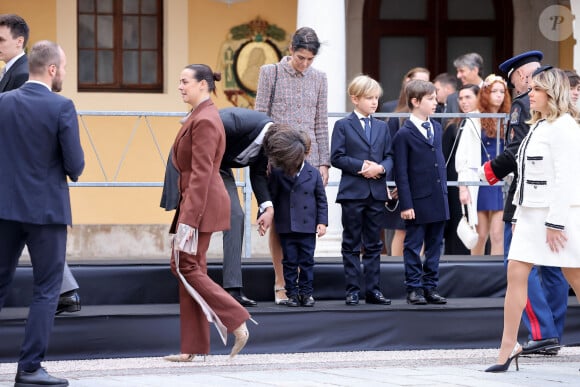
[{"xmin": 170, "ymin": 99, "xmax": 231, "ymax": 233}]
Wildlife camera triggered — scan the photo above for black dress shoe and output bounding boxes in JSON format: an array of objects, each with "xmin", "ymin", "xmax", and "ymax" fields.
[
  {"xmin": 286, "ymin": 296, "xmax": 300, "ymax": 307},
  {"xmin": 365, "ymin": 291, "xmax": 391, "ymax": 305},
  {"xmin": 56, "ymin": 290, "xmax": 81, "ymax": 315},
  {"xmin": 406, "ymin": 289, "xmax": 427, "ymax": 305},
  {"xmin": 300, "ymin": 295, "xmax": 315, "ymax": 307},
  {"xmin": 425, "ymin": 290, "xmax": 447, "ymax": 304},
  {"xmin": 345, "ymin": 292, "xmax": 359, "ymax": 305},
  {"xmin": 15, "ymin": 367, "xmax": 68, "ymax": 387},
  {"xmin": 226, "ymin": 289, "xmax": 258, "ymax": 307},
  {"xmin": 522, "ymin": 338, "xmax": 560, "ymax": 355}
]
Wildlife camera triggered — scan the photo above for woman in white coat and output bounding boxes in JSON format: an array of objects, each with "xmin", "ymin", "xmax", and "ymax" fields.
[
  {"xmin": 453, "ymin": 84, "xmax": 481, "ymax": 247},
  {"xmin": 486, "ymin": 66, "xmax": 580, "ymax": 372},
  {"xmin": 455, "ymin": 76, "xmax": 511, "ymax": 255}
]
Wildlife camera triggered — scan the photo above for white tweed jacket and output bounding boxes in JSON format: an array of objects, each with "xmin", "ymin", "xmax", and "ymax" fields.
[{"xmin": 513, "ymin": 113, "xmax": 580, "ymax": 229}]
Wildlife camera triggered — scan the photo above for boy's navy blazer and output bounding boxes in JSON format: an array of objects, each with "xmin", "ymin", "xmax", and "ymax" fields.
[
  {"xmin": 331, "ymin": 112, "xmax": 393, "ymax": 202},
  {"xmin": 392, "ymin": 118, "xmax": 449, "ymax": 224},
  {"xmin": 268, "ymin": 162, "xmax": 328, "ymax": 234}
]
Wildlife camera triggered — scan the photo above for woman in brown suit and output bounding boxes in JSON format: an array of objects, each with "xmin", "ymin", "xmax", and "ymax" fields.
[{"xmin": 164, "ymin": 64, "xmax": 250, "ymax": 362}]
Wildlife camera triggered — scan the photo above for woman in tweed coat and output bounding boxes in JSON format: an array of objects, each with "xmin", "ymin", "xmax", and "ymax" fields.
[{"xmin": 255, "ymin": 27, "xmax": 329, "ymax": 305}]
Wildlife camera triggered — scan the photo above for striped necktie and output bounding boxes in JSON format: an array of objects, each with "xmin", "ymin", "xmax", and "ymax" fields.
[{"xmin": 362, "ymin": 117, "xmax": 371, "ymax": 141}]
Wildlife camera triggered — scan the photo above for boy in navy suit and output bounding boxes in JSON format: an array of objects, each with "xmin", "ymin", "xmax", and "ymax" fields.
[
  {"xmin": 331, "ymin": 75, "xmax": 393, "ymax": 306},
  {"xmin": 392, "ymin": 80, "xmax": 449, "ymax": 305},
  {"xmin": 265, "ymin": 126, "xmax": 328, "ymax": 307}
]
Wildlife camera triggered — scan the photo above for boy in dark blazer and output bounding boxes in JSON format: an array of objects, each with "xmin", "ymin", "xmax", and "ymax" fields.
[
  {"xmin": 392, "ymin": 80, "xmax": 449, "ymax": 305},
  {"xmin": 331, "ymin": 75, "xmax": 393, "ymax": 306},
  {"xmin": 265, "ymin": 127, "xmax": 328, "ymax": 307}
]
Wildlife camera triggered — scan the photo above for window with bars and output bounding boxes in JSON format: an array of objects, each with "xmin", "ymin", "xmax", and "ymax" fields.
[{"xmin": 77, "ymin": 0, "xmax": 163, "ymax": 92}]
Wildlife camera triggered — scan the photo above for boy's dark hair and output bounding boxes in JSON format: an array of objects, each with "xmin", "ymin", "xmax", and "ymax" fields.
[
  {"xmin": 405, "ymin": 80, "xmax": 436, "ymax": 110},
  {"xmin": 0, "ymin": 14, "xmax": 29, "ymax": 48},
  {"xmin": 564, "ymin": 69, "xmax": 580, "ymax": 87},
  {"xmin": 263, "ymin": 124, "xmax": 310, "ymax": 176}
]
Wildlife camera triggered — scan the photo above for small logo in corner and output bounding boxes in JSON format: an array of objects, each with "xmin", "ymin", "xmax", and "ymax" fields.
[{"xmin": 538, "ymin": 5, "xmax": 573, "ymax": 42}]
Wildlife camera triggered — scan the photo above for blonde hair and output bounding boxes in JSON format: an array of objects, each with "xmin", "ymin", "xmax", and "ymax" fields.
[
  {"xmin": 528, "ymin": 67, "xmax": 580, "ymax": 125},
  {"xmin": 348, "ymin": 75, "xmax": 383, "ymax": 98}
]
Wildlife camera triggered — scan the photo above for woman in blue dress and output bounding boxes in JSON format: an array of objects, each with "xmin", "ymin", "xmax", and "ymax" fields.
[{"xmin": 476, "ymin": 75, "xmax": 511, "ymax": 255}]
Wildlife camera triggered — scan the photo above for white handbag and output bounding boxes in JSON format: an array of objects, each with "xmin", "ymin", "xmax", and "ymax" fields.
[{"xmin": 457, "ymin": 205, "xmax": 478, "ymax": 250}]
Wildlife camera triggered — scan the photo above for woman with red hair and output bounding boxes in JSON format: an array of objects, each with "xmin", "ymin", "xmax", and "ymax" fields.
[{"xmin": 455, "ymin": 75, "xmax": 511, "ymax": 255}]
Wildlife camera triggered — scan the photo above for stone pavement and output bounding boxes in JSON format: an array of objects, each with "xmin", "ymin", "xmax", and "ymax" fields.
[{"xmin": 1, "ymin": 347, "xmax": 579, "ymax": 386}]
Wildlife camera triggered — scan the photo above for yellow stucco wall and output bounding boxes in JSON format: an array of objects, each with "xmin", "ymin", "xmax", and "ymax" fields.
[
  {"xmin": 1, "ymin": 0, "xmax": 297, "ymax": 225},
  {"xmin": 0, "ymin": 0, "xmax": 56, "ymax": 43}
]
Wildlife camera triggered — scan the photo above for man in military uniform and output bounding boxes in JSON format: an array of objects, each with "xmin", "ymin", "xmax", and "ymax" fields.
[{"xmin": 480, "ymin": 51, "xmax": 568, "ymax": 355}]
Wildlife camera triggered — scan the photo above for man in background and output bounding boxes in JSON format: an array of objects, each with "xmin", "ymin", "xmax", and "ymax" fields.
[
  {"xmin": 446, "ymin": 53, "xmax": 485, "ymax": 116},
  {"xmin": 432, "ymin": 72, "xmax": 458, "ymax": 127},
  {"xmin": 0, "ymin": 13, "xmax": 82, "ymax": 315},
  {"xmin": 0, "ymin": 40, "xmax": 84, "ymax": 387}
]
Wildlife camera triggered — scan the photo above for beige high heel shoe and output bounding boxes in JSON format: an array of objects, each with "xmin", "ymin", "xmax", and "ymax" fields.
[
  {"xmin": 274, "ymin": 287, "xmax": 288, "ymax": 305},
  {"xmin": 230, "ymin": 322, "xmax": 249, "ymax": 358},
  {"xmin": 163, "ymin": 354, "xmax": 195, "ymax": 362}
]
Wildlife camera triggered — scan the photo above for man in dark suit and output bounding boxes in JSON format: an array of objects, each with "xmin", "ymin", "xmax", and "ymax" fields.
[
  {"xmin": 161, "ymin": 107, "xmax": 275, "ymax": 306},
  {"xmin": 0, "ymin": 40, "xmax": 84, "ymax": 387},
  {"xmin": 218, "ymin": 107, "xmax": 276, "ymax": 306},
  {"xmin": 0, "ymin": 14, "xmax": 29, "ymax": 92},
  {"xmin": 0, "ymin": 13, "xmax": 82, "ymax": 316}
]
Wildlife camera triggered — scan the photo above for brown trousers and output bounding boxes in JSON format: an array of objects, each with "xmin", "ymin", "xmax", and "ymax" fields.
[{"xmin": 170, "ymin": 231, "xmax": 250, "ymax": 354}]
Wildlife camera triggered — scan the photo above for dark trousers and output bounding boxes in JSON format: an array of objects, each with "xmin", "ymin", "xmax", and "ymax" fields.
[
  {"xmin": 403, "ymin": 221, "xmax": 445, "ymax": 291},
  {"xmin": 340, "ymin": 197, "xmax": 385, "ymax": 295},
  {"xmin": 0, "ymin": 219, "xmax": 66, "ymax": 372},
  {"xmin": 503, "ymin": 222, "xmax": 568, "ymax": 341},
  {"xmin": 279, "ymin": 232, "xmax": 316, "ymax": 297},
  {"xmin": 220, "ymin": 168, "xmax": 244, "ymax": 289}
]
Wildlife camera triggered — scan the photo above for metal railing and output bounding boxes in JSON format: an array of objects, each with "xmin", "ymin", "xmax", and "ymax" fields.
[{"xmin": 70, "ymin": 111, "xmax": 509, "ymax": 257}]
